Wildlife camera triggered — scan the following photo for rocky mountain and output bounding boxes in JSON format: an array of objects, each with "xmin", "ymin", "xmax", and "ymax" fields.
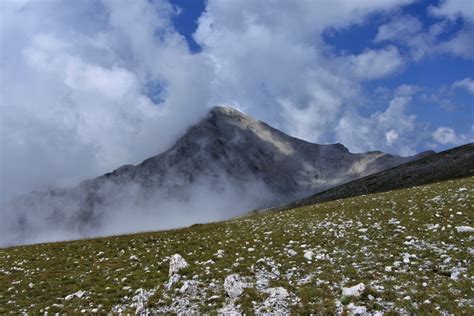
[{"xmin": 1, "ymin": 106, "xmax": 433, "ymax": 246}]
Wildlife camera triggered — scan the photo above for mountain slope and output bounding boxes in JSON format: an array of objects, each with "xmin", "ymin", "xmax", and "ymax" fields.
[
  {"xmin": 1, "ymin": 176, "xmax": 472, "ymax": 314},
  {"xmin": 262, "ymin": 142, "xmax": 474, "ymax": 213},
  {"xmin": 1, "ymin": 106, "xmax": 431, "ymax": 246}
]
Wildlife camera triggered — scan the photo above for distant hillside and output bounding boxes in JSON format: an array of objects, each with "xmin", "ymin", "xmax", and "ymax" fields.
[
  {"xmin": 1, "ymin": 176, "xmax": 472, "ymax": 314},
  {"xmin": 262, "ymin": 143, "xmax": 474, "ymax": 213}
]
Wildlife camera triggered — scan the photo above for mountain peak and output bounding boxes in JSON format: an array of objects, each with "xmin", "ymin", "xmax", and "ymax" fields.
[
  {"xmin": 208, "ymin": 106, "xmax": 257, "ymax": 127},
  {"xmin": 210, "ymin": 105, "xmax": 243, "ymax": 116}
]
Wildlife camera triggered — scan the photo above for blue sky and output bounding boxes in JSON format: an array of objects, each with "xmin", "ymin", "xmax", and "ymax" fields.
[{"xmin": 0, "ymin": 0, "xmax": 473, "ymax": 200}]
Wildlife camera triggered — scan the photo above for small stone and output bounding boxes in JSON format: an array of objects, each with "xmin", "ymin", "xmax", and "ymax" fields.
[
  {"xmin": 288, "ymin": 249, "xmax": 297, "ymax": 257},
  {"xmin": 64, "ymin": 290, "xmax": 85, "ymax": 301},
  {"xmin": 303, "ymin": 250, "xmax": 314, "ymax": 260}
]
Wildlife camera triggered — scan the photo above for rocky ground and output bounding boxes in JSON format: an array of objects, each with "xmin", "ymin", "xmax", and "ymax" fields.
[{"xmin": 0, "ymin": 176, "xmax": 473, "ymax": 314}]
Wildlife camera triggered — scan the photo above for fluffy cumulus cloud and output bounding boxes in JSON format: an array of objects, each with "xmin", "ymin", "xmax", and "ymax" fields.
[
  {"xmin": 432, "ymin": 127, "xmax": 465, "ymax": 145},
  {"xmin": 346, "ymin": 46, "xmax": 404, "ymax": 79},
  {"xmin": 1, "ymin": 0, "xmax": 470, "ymax": 205},
  {"xmin": 452, "ymin": 77, "xmax": 474, "ymax": 94},
  {"xmin": 336, "ymin": 86, "xmax": 425, "ymax": 156}
]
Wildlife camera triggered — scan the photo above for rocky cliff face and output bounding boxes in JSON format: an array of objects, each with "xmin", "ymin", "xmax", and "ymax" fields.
[{"xmin": 1, "ymin": 106, "xmax": 431, "ymax": 246}]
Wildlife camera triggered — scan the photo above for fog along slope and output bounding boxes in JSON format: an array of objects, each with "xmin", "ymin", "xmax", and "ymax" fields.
[{"xmin": 1, "ymin": 106, "xmax": 431, "ymax": 246}]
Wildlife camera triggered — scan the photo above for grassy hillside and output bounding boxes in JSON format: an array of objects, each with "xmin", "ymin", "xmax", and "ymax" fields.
[{"xmin": 1, "ymin": 177, "xmax": 473, "ymax": 314}]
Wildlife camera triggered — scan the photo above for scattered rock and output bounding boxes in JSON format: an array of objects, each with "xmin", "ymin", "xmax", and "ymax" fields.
[
  {"xmin": 169, "ymin": 254, "xmax": 188, "ymax": 276},
  {"xmin": 288, "ymin": 249, "xmax": 297, "ymax": 257},
  {"xmin": 342, "ymin": 283, "xmax": 365, "ymax": 297},
  {"xmin": 303, "ymin": 250, "xmax": 314, "ymax": 260},
  {"xmin": 64, "ymin": 290, "xmax": 85, "ymax": 301},
  {"xmin": 224, "ymin": 274, "xmax": 244, "ymax": 298},
  {"xmin": 264, "ymin": 287, "xmax": 289, "ymax": 299},
  {"xmin": 347, "ymin": 303, "xmax": 367, "ymax": 315},
  {"xmin": 456, "ymin": 226, "xmax": 474, "ymax": 233}
]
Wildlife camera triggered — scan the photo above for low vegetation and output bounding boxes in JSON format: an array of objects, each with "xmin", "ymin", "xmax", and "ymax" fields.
[{"xmin": 1, "ymin": 177, "xmax": 473, "ymax": 314}]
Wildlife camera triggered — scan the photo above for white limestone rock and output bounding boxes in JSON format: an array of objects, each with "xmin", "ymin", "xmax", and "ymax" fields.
[
  {"xmin": 456, "ymin": 226, "xmax": 474, "ymax": 233},
  {"xmin": 169, "ymin": 254, "xmax": 188, "ymax": 276},
  {"xmin": 303, "ymin": 250, "xmax": 314, "ymax": 260},
  {"xmin": 347, "ymin": 303, "xmax": 367, "ymax": 315},
  {"xmin": 264, "ymin": 287, "xmax": 289, "ymax": 299},
  {"xmin": 224, "ymin": 274, "xmax": 244, "ymax": 298},
  {"xmin": 342, "ymin": 283, "xmax": 365, "ymax": 297},
  {"xmin": 64, "ymin": 290, "xmax": 85, "ymax": 301}
]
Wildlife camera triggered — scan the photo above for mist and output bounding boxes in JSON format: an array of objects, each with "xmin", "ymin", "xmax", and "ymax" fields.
[{"xmin": 0, "ymin": 172, "xmax": 277, "ymax": 247}]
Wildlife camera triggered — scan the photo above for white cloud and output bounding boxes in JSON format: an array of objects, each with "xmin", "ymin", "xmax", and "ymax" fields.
[
  {"xmin": 336, "ymin": 89, "xmax": 425, "ymax": 156},
  {"xmin": 428, "ymin": 0, "xmax": 474, "ymax": 59},
  {"xmin": 376, "ymin": 4, "xmax": 474, "ymax": 61},
  {"xmin": 438, "ymin": 25, "xmax": 474, "ymax": 59},
  {"xmin": 385, "ymin": 129, "xmax": 399, "ymax": 145},
  {"xmin": 374, "ymin": 14, "xmax": 440, "ymax": 60},
  {"xmin": 429, "ymin": 0, "xmax": 474, "ymax": 22},
  {"xmin": 432, "ymin": 127, "xmax": 464, "ymax": 145},
  {"xmin": 452, "ymin": 77, "xmax": 474, "ymax": 94},
  {"xmin": 346, "ymin": 46, "xmax": 404, "ymax": 79},
  {"xmin": 395, "ymin": 84, "xmax": 421, "ymax": 97},
  {"xmin": 375, "ymin": 14, "xmax": 423, "ymax": 42}
]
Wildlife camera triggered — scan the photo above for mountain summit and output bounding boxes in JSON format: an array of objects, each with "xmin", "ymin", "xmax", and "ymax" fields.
[{"xmin": 1, "ymin": 106, "xmax": 432, "ymax": 245}]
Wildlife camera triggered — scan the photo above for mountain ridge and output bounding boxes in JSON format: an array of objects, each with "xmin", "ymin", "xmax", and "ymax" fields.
[{"xmin": 258, "ymin": 142, "xmax": 474, "ymax": 214}]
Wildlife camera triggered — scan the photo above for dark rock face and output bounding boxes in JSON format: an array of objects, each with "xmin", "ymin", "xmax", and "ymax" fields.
[{"xmin": 1, "ymin": 106, "xmax": 432, "ymax": 246}]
